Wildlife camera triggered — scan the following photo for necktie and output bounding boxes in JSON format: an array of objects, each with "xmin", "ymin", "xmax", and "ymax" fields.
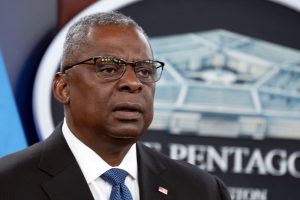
[{"xmin": 101, "ymin": 168, "xmax": 133, "ymax": 200}]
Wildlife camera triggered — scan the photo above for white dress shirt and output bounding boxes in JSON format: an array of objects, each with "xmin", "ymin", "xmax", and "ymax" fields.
[{"xmin": 62, "ymin": 119, "xmax": 140, "ymax": 200}]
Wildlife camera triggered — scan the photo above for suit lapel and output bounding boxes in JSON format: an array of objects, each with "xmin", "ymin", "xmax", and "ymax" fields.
[
  {"xmin": 38, "ymin": 124, "xmax": 94, "ymax": 200},
  {"xmin": 137, "ymin": 143, "xmax": 175, "ymax": 200},
  {"xmin": 38, "ymin": 125, "xmax": 176, "ymax": 200}
]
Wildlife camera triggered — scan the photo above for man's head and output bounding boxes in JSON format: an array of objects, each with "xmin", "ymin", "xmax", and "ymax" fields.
[{"xmin": 53, "ymin": 12, "xmax": 163, "ymax": 148}]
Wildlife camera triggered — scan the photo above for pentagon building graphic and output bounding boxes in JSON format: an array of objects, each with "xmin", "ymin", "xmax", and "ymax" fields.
[{"xmin": 149, "ymin": 30, "xmax": 300, "ymax": 140}]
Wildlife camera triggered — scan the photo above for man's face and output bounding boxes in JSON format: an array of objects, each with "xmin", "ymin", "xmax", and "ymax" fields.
[{"xmin": 62, "ymin": 25, "xmax": 155, "ymax": 144}]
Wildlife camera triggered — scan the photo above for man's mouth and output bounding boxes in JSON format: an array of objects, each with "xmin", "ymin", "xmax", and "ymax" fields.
[{"xmin": 112, "ymin": 103, "xmax": 143, "ymax": 120}]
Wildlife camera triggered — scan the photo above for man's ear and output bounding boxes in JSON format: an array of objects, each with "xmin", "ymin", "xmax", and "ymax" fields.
[{"xmin": 52, "ymin": 72, "xmax": 70, "ymax": 104}]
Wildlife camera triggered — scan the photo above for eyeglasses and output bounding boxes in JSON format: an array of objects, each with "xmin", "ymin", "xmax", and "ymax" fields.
[{"xmin": 62, "ymin": 56, "xmax": 164, "ymax": 83}]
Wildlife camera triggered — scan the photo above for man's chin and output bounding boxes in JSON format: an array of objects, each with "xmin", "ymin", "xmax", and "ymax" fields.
[
  {"xmin": 108, "ymin": 131, "xmax": 142, "ymax": 142},
  {"xmin": 109, "ymin": 123, "xmax": 145, "ymax": 136},
  {"xmin": 111, "ymin": 134, "xmax": 137, "ymax": 140}
]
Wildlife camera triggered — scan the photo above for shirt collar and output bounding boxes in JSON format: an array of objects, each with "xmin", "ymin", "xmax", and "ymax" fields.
[{"xmin": 62, "ymin": 118, "xmax": 138, "ymax": 184}]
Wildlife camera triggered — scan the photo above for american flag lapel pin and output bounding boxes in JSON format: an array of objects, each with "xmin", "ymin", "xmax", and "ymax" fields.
[{"xmin": 158, "ymin": 186, "xmax": 168, "ymax": 195}]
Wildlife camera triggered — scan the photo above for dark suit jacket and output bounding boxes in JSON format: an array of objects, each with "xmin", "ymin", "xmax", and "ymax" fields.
[{"xmin": 0, "ymin": 124, "xmax": 231, "ymax": 200}]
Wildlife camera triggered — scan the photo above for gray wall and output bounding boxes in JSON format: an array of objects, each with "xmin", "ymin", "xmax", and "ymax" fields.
[{"xmin": 0, "ymin": 0, "xmax": 57, "ymax": 91}]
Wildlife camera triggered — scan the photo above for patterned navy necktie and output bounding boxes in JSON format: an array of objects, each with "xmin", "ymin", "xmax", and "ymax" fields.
[{"xmin": 101, "ymin": 168, "xmax": 133, "ymax": 200}]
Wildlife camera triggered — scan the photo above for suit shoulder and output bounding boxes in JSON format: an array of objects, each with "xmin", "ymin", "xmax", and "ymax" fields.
[
  {"xmin": 138, "ymin": 143, "xmax": 231, "ymax": 199},
  {"xmin": 0, "ymin": 141, "xmax": 43, "ymax": 174}
]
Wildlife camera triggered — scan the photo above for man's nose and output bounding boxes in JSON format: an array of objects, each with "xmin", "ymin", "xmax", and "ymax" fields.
[{"xmin": 117, "ymin": 66, "xmax": 142, "ymax": 92}]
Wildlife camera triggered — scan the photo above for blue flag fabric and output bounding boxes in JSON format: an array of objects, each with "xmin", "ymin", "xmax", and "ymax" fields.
[{"xmin": 0, "ymin": 50, "xmax": 27, "ymax": 157}]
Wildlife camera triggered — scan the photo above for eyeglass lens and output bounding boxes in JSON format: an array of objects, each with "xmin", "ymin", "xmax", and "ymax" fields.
[{"xmin": 94, "ymin": 57, "xmax": 162, "ymax": 82}]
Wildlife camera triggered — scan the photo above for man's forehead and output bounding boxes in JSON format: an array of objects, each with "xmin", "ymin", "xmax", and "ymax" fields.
[
  {"xmin": 70, "ymin": 24, "xmax": 151, "ymax": 61},
  {"xmin": 84, "ymin": 24, "xmax": 150, "ymax": 50},
  {"xmin": 86, "ymin": 24, "xmax": 141, "ymax": 37}
]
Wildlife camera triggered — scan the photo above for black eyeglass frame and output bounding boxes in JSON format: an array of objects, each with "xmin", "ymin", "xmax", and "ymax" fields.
[{"xmin": 62, "ymin": 56, "xmax": 165, "ymax": 83}]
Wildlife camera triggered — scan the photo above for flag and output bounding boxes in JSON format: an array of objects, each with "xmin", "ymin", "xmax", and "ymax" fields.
[
  {"xmin": 0, "ymin": 50, "xmax": 27, "ymax": 157},
  {"xmin": 158, "ymin": 186, "xmax": 168, "ymax": 195}
]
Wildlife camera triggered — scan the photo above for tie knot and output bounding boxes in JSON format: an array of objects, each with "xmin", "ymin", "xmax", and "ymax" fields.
[{"xmin": 101, "ymin": 168, "xmax": 129, "ymax": 186}]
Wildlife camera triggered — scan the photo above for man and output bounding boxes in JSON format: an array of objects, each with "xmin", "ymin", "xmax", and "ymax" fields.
[{"xmin": 0, "ymin": 12, "xmax": 231, "ymax": 200}]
